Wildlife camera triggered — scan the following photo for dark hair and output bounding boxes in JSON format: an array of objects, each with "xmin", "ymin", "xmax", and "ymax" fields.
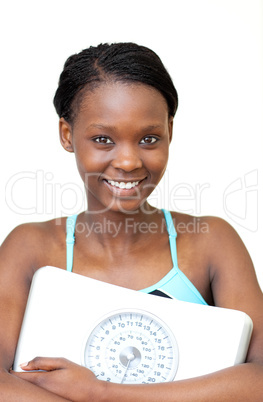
[{"xmin": 53, "ymin": 42, "xmax": 178, "ymax": 124}]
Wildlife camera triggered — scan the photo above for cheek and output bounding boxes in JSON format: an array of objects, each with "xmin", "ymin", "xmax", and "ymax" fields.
[
  {"xmin": 146, "ymin": 148, "xmax": 169, "ymax": 174},
  {"xmin": 74, "ymin": 149, "xmax": 109, "ymax": 179}
]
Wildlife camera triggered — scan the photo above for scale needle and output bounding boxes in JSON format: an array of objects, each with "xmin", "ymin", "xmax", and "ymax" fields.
[{"xmin": 120, "ymin": 353, "xmax": 135, "ymax": 384}]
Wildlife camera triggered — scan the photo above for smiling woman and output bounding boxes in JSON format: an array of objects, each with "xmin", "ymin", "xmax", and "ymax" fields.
[
  {"xmin": 59, "ymin": 82, "xmax": 172, "ymax": 213},
  {"xmin": 0, "ymin": 42, "xmax": 263, "ymax": 401}
]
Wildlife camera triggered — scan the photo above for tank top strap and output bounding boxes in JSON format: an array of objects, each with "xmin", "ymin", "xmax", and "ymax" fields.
[
  {"xmin": 161, "ymin": 209, "xmax": 179, "ymax": 269},
  {"xmin": 66, "ymin": 211, "xmax": 178, "ymax": 273},
  {"xmin": 66, "ymin": 214, "xmax": 78, "ymax": 272}
]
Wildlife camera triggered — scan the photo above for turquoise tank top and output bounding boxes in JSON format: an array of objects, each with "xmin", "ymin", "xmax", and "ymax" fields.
[{"xmin": 66, "ymin": 209, "xmax": 207, "ymax": 305}]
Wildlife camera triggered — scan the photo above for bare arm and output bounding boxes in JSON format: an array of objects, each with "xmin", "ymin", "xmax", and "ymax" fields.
[
  {"xmin": 0, "ymin": 224, "xmax": 70, "ymax": 401},
  {"xmin": 12, "ymin": 357, "xmax": 263, "ymax": 402},
  {"xmin": 13, "ymin": 218, "xmax": 263, "ymax": 401}
]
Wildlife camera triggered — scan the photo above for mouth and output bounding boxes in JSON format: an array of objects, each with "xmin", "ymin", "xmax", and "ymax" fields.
[
  {"xmin": 102, "ymin": 177, "xmax": 147, "ymax": 195},
  {"xmin": 104, "ymin": 179, "xmax": 140, "ymax": 190}
]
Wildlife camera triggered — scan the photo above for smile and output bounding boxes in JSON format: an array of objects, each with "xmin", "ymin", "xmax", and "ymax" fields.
[{"xmin": 105, "ymin": 180, "xmax": 140, "ymax": 189}]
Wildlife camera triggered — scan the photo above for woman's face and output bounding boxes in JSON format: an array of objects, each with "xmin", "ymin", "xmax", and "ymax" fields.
[{"xmin": 60, "ymin": 82, "xmax": 173, "ymax": 214}]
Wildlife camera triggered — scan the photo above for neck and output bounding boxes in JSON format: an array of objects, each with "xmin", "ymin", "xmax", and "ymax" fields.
[{"xmin": 79, "ymin": 203, "xmax": 163, "ymax": 247}]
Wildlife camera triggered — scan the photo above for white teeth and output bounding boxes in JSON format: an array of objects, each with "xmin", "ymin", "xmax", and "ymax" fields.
[{"xmin": 107, "ymin": 180, "xmax": 139, "ymax": 189}]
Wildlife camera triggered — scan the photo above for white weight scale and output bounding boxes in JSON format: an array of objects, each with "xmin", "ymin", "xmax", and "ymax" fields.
[{"xmin": 13, "ymin": 266, "xmax": 253, "ymax": 384}]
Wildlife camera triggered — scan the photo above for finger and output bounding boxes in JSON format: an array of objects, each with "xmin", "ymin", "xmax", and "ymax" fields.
[{"xmin": 19, "ymin": 356, "xmax": 69, "ymax": 371}]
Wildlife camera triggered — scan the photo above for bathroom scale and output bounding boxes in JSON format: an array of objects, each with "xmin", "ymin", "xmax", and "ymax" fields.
[{"xmin": 13, "ymin": 266, "xmax": 253, "ymax": 384}]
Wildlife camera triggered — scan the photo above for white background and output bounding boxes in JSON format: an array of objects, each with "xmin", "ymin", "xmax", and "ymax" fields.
[{"xmin": 0, "ymin": 0, "xmax": 262, "ymax": 289}]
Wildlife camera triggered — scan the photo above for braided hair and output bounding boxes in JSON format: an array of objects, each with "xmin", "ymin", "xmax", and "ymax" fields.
[{"xmin": 53, "ymin": 43, "xmax": 178, "ymax": 125}]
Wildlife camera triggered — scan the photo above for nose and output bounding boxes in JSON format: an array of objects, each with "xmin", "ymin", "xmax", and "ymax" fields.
[{"xmin": 111, "ymin": 144, "xmax": 143, "ymax": 172}]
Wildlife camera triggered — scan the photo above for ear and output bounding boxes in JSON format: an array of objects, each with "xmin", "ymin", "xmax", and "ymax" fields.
[
  {"xmin": 59, "ymin": 118, "xmax": 74, "ymax": 152},
  {"xmin": 168, "ymin": 117, "xmax": 173, "ymax": 144}
]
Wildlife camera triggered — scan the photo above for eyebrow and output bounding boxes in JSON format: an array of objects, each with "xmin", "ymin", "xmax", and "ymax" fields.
[{"xmin": 86, "ymin": 124, "xmax": 164, "ymax": 132}]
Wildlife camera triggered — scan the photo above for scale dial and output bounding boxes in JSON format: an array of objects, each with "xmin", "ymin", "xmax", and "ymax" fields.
[{"xmin": 83, "ymin": 309, "xmax": 179, "ymax": 384}]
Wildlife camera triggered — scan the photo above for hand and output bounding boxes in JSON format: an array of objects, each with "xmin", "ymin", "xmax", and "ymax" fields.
[{"xmin": 11, "ymin": 357, "xmax": 102, "ymax": 402}]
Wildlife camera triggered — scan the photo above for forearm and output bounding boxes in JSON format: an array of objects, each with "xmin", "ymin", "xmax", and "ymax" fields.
[
  {"xmin": 102, "ymin": 363, "xmax": 263, "ymax": 402},
  {"xmin": 0, "ymin": 370, "xmax": 70, "ymax": 402}
]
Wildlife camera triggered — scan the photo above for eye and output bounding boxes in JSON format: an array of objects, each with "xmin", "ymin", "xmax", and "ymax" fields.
[
  {"xmin": 140, "ymin": 136, "xmax": 158, "ymax": 145},
  {"xmin": 93, "ymin": 136, "xmax": 114, "ymax": 144}
]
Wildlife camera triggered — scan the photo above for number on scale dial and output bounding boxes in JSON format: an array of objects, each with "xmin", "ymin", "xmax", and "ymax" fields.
[{"xmin": 83, "ymin": 309, "xmax": 179, "ymax": 384}]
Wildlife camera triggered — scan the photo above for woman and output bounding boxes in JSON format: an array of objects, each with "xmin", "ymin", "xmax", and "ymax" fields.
[{"xmin": 1, "ymin": 43, "xmax": 263, "ymax": 401}]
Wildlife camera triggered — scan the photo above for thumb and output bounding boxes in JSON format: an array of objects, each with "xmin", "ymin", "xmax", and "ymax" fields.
[{"xmin": 20, "ymin": 356, "xmax": 68, "ymax": 371}]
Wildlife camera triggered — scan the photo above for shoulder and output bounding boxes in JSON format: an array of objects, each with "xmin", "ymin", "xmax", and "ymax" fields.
[
  {"xmin": 170, "ymin": 210, "xmax": 242, "ymax": 244},
  {"xmin": 1, "ymin": 217, "xmax": 67, "ymax": 247},
  {"xmin": 170, "ymin": 210, "xmax": 261, "ymax": 295},
  {"xmin": 0, "ymin": 217, "xmax": 68, "ymax": 273},
  {"xmin": 169, "ymin": 210, "xmax": 239, "ymax": 248},
  {"xmin": 169, "ymin": 211, "xmax": 254, "ymax": 283}
]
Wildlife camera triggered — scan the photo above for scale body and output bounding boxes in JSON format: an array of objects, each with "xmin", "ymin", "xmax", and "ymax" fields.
[{"xmin": 14, "ymin": 266, "xmax": 253, "ymax": 382}]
